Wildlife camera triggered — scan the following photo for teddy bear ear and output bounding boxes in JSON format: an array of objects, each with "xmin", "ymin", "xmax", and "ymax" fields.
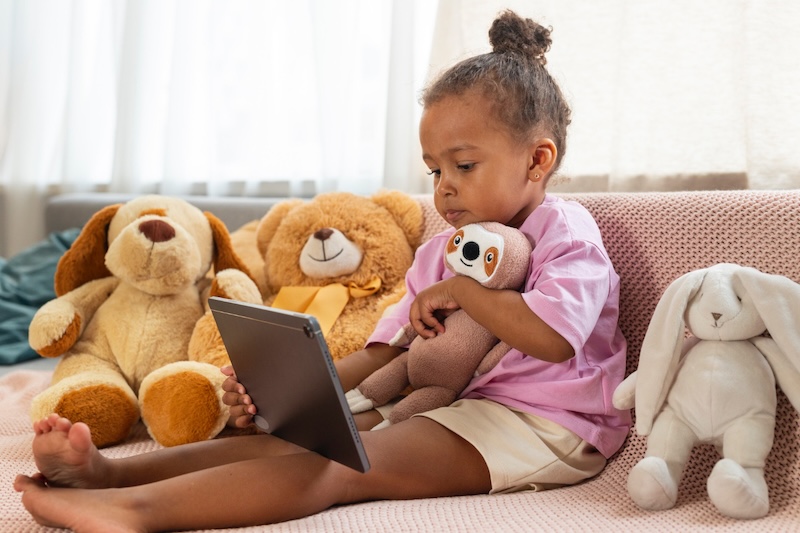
[
  {"xmin": 53, "ymin": 203, "xmax": 121, "ymax": 296},
  {"xmin": 370, "ymin": 190, "xmax": 424, "ymax": 250},
  {"xmin": 254, "ymin": 199, "xmax": 306, "ymax": 258},
  {"xmin": 204, "ymin": 211, "xmax": 253, "ymax": 279}
]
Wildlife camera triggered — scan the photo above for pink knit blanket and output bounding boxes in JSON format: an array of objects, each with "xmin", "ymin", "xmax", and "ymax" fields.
[{"xmin": 2, "ymin": 368, "xmax": 797, "ymax": 532}]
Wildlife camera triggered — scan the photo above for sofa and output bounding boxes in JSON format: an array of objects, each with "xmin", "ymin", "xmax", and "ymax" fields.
[{"xmin": 1, "ymin": 189, "xmax": 799, "ymax": 532}]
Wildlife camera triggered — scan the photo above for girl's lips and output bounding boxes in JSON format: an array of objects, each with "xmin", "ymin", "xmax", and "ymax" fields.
[{"xmin": 444, "ymin": 210, "xmax": 464, "ymax": 224}]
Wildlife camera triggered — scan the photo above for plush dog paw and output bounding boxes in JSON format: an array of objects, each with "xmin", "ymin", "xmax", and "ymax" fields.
[
  {"xmin": 31, "ymin": 377, "xmax": 140, "ymax": 448},
  {"xmin": 627, "ymin": 456, "xmax": 679, "ymax": 511},
  {"xmin": 707, "ymin": 459, "xmax": 769, "ymax": 519},
  {"xmin": 28, "ymin": 300, "xmax": 82, "ymax": 357},
  {"xmin": 346, "ymin": 388, "xmax": 374, "ymax": 414},
  {"xmin": 209, "ymin": 268, "xmax": 261, "ymax": 303},
  {"xmin": 139, "ymin": 362, "xmax": 228, "ymax": 447}
]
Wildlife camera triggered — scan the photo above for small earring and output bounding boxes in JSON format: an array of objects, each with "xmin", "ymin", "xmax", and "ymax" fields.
[{"xmin": 533, "ymin": 174, "xmax": 541, "ymax": 181}]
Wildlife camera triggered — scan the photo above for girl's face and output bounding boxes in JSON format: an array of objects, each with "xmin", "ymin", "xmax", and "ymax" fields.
[{"xmin": 419, "ymin": 90, "xmax": 549, "ymax": 229}]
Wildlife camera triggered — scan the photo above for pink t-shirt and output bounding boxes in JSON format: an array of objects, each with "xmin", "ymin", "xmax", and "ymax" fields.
[{"xmin": 367, "ymin": 194, "xmax": 631, "ymax": 458}]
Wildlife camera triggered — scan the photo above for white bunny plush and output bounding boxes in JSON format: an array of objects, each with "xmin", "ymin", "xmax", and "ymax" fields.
[{"xmin": 612, "ymin": 263, "xmax": 800, "ymax": 519}]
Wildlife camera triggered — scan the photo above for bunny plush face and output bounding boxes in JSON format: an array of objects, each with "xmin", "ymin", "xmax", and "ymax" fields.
[{"xmin": 685, "ymin": 266, "xmax": 767, "ymax": 341}]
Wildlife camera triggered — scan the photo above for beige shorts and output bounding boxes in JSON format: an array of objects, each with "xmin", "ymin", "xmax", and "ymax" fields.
[{"xmin": 412, "ymin": 398, "xmax": 607, "ymax": 494}]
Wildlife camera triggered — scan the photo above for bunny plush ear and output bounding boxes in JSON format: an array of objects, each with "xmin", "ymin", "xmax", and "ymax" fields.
[
  {"xmin": 735, "ymin": 267, "xmax": 800, "ymax": 413},
  {"xmin": 634, "ymin": 267, "xmax": 708, "ymax": 435},
  {"xmin": 53, "ymin": 203, "xmax": 121, "ymax": 296}
]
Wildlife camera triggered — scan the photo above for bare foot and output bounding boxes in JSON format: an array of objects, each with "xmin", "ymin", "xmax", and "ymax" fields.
[
  {"xmin": 30, "ymin": 414, "xmax": 111, "ymax": 489},
  {"xmin": 14, "ymin": 475, "xmax": 143, "ymax": 533}
]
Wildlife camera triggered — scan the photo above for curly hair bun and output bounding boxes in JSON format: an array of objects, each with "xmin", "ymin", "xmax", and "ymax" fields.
[{"xmin": 488, "ymin": 10, "xmax": 552, "ymax": 65}]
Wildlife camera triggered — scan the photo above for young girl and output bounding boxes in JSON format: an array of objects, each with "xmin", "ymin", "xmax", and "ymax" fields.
[{"xmin": 14, "ymin": 10, "xmax": 630, "ymax": 532}]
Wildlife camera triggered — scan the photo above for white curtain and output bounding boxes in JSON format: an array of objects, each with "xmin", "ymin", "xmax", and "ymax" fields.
[
  {"xmin": 430, "ymin": 0, "xmax": 800, "ymax": 193},
  {"xmin": 6, "ymin": 1, "xmax": 800, "ymax": 258},
  {"xmin": 0, "ymin": 0, "xmax": 436, "ymax": 257}
]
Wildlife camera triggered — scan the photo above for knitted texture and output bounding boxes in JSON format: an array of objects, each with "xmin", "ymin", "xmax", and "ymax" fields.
[{"xmin": 2, "ymin": 190, "xmax": 799, "ymax": 532}]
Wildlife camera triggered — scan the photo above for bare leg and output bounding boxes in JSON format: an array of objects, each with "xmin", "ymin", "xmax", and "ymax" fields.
[
  {"xmin": 15, "ymin": 416, "xmax": 490, "ymax": 532},
  {"xmin": 21, "ymin": 414, "xmax": 310, "ymax": 489}
]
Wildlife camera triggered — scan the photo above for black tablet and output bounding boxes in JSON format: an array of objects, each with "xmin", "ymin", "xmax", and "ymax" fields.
[{"xmin": 208, "ymin": 296, "xmax": 370, "ymax": 472}]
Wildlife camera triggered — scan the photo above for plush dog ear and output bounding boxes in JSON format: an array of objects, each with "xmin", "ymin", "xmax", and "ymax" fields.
[
  {"xmin": 735, "ymin": 267, "xmax": 800, "ymax": 413},
  {"xmin": 204, "ymin": 211, "xmax": 253, "ymax": 279},
  {"xmin": 53, "ymin": 203, "xmax": 121, "ymax": 296},
  {"xmin": 634, "ymin": 267, "xmax": 708, "ymax": 435}
]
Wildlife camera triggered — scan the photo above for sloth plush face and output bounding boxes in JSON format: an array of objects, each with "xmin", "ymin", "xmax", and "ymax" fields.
[{"xmin": 444, "ymin": 221, "xmax": 531, "ymax": 291}]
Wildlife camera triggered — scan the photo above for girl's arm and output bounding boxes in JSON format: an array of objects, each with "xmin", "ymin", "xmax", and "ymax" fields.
[
  {"xmin": 334, "ymin": 343, "xmax": 406, "ymax": 391},
  {"xmin": 221, "ymin": 343, "xmax": 405, "ymax": 428},
  {"xmin": 409, "ymin": 276, "xmax": 574, "ymax": 363}
]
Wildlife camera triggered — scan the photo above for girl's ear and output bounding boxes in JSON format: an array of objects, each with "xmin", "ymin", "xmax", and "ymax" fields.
[{"xmin": 528, "ymin": 138, "xmax": 557, "ymax": 182}]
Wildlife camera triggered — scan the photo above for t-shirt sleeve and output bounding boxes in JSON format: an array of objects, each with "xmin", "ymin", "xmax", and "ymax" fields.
[
  {"xmin": 366, "ymin": 233, "xmax": 452, "ymax": 347},
  {"xmin": 522, "ymin": 239, "xmax": 611, "ymax": 355}
]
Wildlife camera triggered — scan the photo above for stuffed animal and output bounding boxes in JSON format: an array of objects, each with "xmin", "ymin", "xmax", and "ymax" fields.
[
  {"xmin": 191, "ymin": 190, "xmax": 424, "ymax": 368},
  {"xmin": 612, "ymin": 263, "xmax": 800, "ymax": 519},
  {"xmin": 28, "ymin": 195, "xmax": 260, "ymax": 448},
  {"xmin": 346, "ymin": 221, "xmax": 532, "ymax": 428}
]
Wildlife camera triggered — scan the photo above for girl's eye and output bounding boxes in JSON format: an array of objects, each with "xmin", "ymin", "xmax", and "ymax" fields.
[
  {"xmin": 426, "ymin": 169, "xmax": 441, "ymax": 176},
  {"xmin": 457, "ymin": 163, "xmax": 475, "ymax": 171}
]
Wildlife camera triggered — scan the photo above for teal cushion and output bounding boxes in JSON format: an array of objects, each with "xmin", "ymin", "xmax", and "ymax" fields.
[{"xmin": 0, "ymin": 228, "xmax": 80, "ymax": 364}]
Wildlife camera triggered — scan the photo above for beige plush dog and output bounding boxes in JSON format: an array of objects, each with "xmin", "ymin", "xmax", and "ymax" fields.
[
  {"xmin": 28, "ymin": 195, "xmax": 260, "ymax": 447},
  {"xmin": 347, "ymin": 221, "xmax": 532, "ymax": 427},
  {"xmin": 612, "ymin": 263, "xmax": 800, "ymax": 519}
]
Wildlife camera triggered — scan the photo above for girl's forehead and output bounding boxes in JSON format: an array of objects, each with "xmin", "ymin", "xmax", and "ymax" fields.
[
  {"xmin": 420, "ymin": 94, "xmax": 508, "ymax": 149},
  {"xmin": 427, "ymin": 90, "xmax": 492, "ymax": 115},
  {"xmin": 423, "ymin": 92, "xmax": 494, "ymax": 128}
]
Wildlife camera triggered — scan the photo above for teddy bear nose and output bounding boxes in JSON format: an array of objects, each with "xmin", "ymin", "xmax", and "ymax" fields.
[
  {"xmin": 139, "ymin": 219, "xmax": 176, "ymax": 243},
  {"xmin": 462, "ymin": 241, "xmax": 480, "ymax": 261},
  {"xmin": 711, "ymin": 312, "xmax": 722, "ymax": 321},
  {"xmin": 314, "ymin": 228, "xmax": 334, "ymax": 241}
]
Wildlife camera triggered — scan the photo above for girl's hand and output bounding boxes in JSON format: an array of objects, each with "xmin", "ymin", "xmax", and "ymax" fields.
[
  {"xmin": 220, "ymin": 365, "xmax": 257, "ymax": 428},
  {"xmin": 409, "ymin": 277, "xmax": 462, "ymax": 339}
]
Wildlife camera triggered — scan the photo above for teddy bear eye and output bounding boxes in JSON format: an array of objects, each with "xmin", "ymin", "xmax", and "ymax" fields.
[
  {"xmin": 485, "ymin": 252, "xmax": 495, "ymax": 263},
  {"xmin": 453, "ymin": 235, "xmax": 462, "ymax": 246}
]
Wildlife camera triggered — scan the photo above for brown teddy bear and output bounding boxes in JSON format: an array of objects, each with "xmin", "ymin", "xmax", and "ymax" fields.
[
  {"xmin": 346, "ymin": 221, "xmax": 532, "ymax": 428},
  {"xmin": 191, "ymin": 190, "xmax": 424, "ymax": 370},
  {"xmin": 28, "ymin": 195, "xmax": 260, "ymax": 448}
]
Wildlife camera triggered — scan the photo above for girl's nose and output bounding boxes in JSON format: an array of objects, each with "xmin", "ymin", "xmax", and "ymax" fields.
[{"xmin": 436, "ymin": 172, "xmax": 455, "ymax": 196}]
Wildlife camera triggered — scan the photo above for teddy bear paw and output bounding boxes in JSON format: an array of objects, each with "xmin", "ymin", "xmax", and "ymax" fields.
[
  {"xmin": 707, "ymin": 459, "xmax": 769, "ymax": 519},
  {"xmin": 627, "ymin": 456, "xmax": 678, "ymax": 511},
  {"xmin": 345, "ymin": 389, "xmax": 374, "ymax": 414}
]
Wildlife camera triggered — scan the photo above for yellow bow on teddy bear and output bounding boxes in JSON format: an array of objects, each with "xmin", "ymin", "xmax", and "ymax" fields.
[{"xmin": 270, "ymin": 276, "xmax": 382, "ymax": 335}]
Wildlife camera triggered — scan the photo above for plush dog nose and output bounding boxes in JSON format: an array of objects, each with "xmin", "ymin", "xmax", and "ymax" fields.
[
  {"xmin": 711, "ymin": 312, "xmax": 722, "ymax": 321},
  {"xmin": 314, "ymin": 228, "xmax": 334, "ymax": 241},
  {"xmin": 139, "ymin": 219, "xmax": 176, "ymax": 243},
  {"xmin": 462, "ymin": 241, "xmax": 480, "ymax": 261}
]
